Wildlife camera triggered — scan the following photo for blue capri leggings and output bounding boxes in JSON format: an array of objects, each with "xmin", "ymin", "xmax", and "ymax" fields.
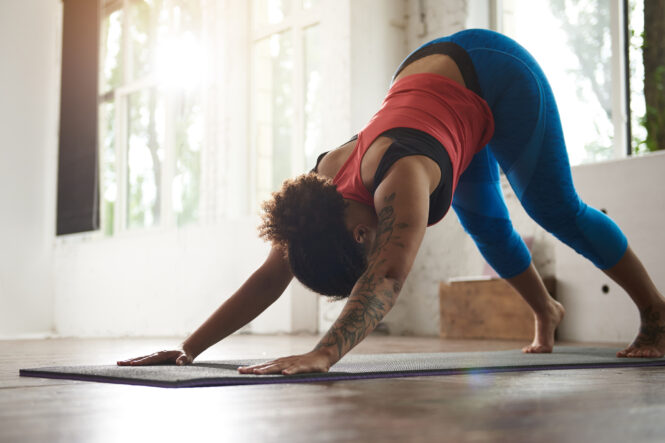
[{"xmin": 415, "ymin": 29, "xmax": 627, "ymax": 278}]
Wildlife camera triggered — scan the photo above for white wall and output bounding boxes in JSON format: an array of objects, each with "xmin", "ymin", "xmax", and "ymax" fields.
[
  {"xmin": 556, "ymin": 152, "xmax": 665, "ymax": 342},
  {"xmin": 350, "ymin": 0, "xmax": 408, "ymax": 131},
  {"xmin": 53, "ymin": 223, "xmax": 270, "ymax": 336},
  {"xmin": 0, "ymin": 0, "xmax": 61, "ymax": 338},
  {"xmin": 405, "ymin": 0, "xmax": 469, "ymax": 49}
]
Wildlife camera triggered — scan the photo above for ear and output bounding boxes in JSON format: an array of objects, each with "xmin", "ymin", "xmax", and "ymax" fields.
[{"xmin": 352, "ymin": 224, "xmax": 370, "ymax": 244}]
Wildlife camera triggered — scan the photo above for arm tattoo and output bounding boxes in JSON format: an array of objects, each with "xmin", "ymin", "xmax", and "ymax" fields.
[{"xmin": 315, "ymin": 192, "xmax": 408, "ymax": 361}]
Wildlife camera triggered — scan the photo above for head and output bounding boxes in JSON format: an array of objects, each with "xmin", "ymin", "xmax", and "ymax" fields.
[{"xmin": 259, "ymin": 173, "xmax": 375, "ymax": 299}]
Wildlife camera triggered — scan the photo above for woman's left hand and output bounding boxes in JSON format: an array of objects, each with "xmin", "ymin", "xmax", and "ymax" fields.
[{"xmin": 238, "ymin": 349, "xmax": 334, "ymax": 375}]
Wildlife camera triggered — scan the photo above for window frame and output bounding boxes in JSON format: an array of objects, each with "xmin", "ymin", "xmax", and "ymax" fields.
[{"xmin": 248, "ymin": 0, "xmax": 322, "ymax": 211}]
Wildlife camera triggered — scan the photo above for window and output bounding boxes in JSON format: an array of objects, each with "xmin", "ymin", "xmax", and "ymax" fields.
[
  {"xmin": 99, "ymin": 0, "xmax": 206, "ymax": 235},
  {"xmin": 250, "ymin": 0, "xmax": 323, "ymax": 208},
  {"xmin": 627, "ymin": 0, "xmax": 647, "ymax": 154},
  {"xmin": 499, "ymin": 0, "xmax": 652, "ymax": 165}
]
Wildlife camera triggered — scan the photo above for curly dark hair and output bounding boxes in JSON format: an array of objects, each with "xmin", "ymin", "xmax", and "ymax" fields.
[{"xmin": 259, "ymin": 172, "xmax": 368, "ymax": 298}]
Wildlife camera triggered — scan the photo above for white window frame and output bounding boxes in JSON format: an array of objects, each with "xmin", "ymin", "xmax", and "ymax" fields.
[{"xmin": 248, "ymin": 0, "xmax": 322, "ymax": 212}]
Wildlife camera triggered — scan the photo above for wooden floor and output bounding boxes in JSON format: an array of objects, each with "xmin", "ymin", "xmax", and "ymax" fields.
[{"xmin": 2, "ymin": 335, "xmax": 665, "ymax": 443}]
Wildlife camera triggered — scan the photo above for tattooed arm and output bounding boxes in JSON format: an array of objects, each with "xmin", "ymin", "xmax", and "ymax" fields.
[
  {"xmin": 311, "ymin": 190, "xmax": 423, "ymax": 363},
  {"xmin": 239, "ymin": 157, "xmax": 433, "ymax": 375}
]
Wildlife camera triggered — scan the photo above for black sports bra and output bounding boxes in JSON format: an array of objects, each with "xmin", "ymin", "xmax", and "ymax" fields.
[{"xmin": 313, "ymin": 127, "xmax": 453, "ymax": 225}]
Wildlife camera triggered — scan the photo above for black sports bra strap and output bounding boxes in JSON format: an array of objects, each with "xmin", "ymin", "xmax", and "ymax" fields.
[
  {"xmin": 311, "ymin": 134, "xmax": 358, "ymax": 173},
  {"xmin": 374, "ymin": 128, "xmax": 453, "ymax": 225}
]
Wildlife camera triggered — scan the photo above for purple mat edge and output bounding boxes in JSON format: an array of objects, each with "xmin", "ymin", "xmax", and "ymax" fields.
[{"xmin": 19, "ymin": 360, "xmax": 665, "ymax": 389}]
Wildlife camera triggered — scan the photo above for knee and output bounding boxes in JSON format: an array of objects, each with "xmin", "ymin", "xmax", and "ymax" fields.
[
  {"xmin": 523, "ymin": 197, "xmax": 581, "ymax": 235},
  {"xmin": 454, "ymin": 204, "xmax": 532, "ymax": 278},
  {"xmin": 574, "ymin": 204, "xmax": 627, "ymax": 269}
]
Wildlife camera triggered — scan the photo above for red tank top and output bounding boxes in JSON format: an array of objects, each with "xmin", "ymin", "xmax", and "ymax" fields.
[{"xmin": 333, "ymin": 73, "xmax": 494, "ymax": 210}]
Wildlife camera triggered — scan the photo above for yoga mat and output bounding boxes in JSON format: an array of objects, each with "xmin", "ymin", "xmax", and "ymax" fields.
[{"xmin": 20, "ymin": 347, "xmax": 665, "ymax": 388}]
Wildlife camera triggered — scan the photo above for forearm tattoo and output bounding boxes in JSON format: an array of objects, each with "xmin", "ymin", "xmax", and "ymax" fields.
[{"xmin": 315, "ymin": 193, "xmax": 408, "ymax": 361}]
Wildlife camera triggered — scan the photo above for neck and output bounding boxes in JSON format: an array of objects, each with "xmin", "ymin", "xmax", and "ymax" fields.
[{"xmin": 344, "ymin": 199, "xmax": 377, "ymax": 229}]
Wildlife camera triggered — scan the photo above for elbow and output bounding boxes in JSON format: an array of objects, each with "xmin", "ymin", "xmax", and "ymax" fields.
[
  {"xmin": 378, "ymin": 275, "xmax": 404, "ymax": 308},
  {"xmin": 382, "ymin": 265, "xmax": 409, "ymax": 291}
]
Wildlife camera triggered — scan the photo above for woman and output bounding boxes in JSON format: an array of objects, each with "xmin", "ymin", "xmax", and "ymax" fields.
[{"xmin": 119, "ymin": 29, "xmax": 665, "ymax": 374}]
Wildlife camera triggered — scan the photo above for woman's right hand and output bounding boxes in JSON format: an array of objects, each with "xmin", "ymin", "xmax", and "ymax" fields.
[{"xmin": 116, "ymin": 349, "xmax": 194, "ymax": 366}]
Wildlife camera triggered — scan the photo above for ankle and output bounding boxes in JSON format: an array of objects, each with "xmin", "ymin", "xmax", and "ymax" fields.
[
  {"xmin": 534, "ymin": 299, "xmax": 560, "ymax": 318},
  {"xmin": 638, "ymin": 302, "xmax": 665, "ymax": 320}
]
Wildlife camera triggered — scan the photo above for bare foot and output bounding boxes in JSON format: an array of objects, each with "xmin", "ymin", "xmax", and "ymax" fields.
[
  {"xmin": 522, "ymin": 300, "xmax": 566, "ymax": 354},
  {"xmin": 617, "ymin": 304, "xmax": 665, "ymax": 358}
]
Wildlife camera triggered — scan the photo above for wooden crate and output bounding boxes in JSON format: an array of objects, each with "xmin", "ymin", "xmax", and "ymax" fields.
[{"xmin": 439, "ymin": 277, "xmax": 556, "ymax": 340}]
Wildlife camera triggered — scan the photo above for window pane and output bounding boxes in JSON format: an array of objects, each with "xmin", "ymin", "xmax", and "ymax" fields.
[
  {"xmin": 129, "ymin": 0, "xmax": 167, "ymax": 82},
  {"xmin": 173, "ymin": 90, "xmax": 203, "ymax": 226},
  {"xmin": 252, "ymin": 0, "xmax": 292, "ymax": 28},
  {"xmin": 252, "ymin": 32, "xmax": 294, "ymax": 201},
  {"xmin": 127, "ymin": 88, "xmax": 164, "ymax": 228},
  {"xmin": 628, "ymin": 0, "xmax": 647, "ymax": 154},
  {"xmin": 100, "ymin": 9, "xmax": 123, "ymax": 93},
  {"xmin": 155, "ymin": 0, "xmax": 204, "ymax": 90},
  {"xmin": 304, "ymin": 24, "xmax": 322, "ymax": 169},
  {"xmin": 99, "ymin": 100, "xmax": 116, "ymax": 236},
  {"xmin": 502, "ymin": 0, "xmax": 613, "ymax": 165}
]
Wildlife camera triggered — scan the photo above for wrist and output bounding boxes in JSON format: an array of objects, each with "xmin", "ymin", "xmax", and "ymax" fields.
[
  {"xmin": 314, "ymin": 345, "xmax": 339, "ymax": 367},
  {"xmin": 181, "ymin": 341, "xmax": 199, "ymax": 360}
]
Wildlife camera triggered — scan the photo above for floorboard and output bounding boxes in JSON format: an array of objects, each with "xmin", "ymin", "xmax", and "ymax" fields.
[{"xmin": 2, "ymin": 335, "xmax": 664, "ymax": 443}]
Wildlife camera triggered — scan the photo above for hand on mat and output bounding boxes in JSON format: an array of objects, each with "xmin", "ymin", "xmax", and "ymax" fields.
[
  {"xmin": 238, "ymin": 350, "xmax": 332, "ymax": 375},
  {"xmin": 117, "ymin": 350, "xmax": 193, "ymax": 367}
]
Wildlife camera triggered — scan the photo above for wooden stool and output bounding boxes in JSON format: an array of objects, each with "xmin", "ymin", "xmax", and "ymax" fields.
[{"xmin": 439, "ymin": 277, "xmax": 556, "ymax": 340}]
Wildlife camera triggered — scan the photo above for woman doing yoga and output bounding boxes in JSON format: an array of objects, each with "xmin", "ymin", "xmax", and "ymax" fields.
[{"xmin": 119, "ymin": 29, "xmax": 665, "ymax": 375}]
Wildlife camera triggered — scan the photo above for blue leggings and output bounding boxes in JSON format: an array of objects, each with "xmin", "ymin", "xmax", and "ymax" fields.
[{"xmin": 414, "ymin": 29, "xmax": 627, "ymax": 278}]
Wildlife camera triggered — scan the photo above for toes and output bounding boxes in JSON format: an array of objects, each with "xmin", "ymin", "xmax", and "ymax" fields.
[
  {"xmin": 635, "ymin": 349, "xmax": 651, "ymax": 358},
  {"xmin": 617, "ymin": 346, "xmax": 634, "ymax": 358},
  {"xmin": 522, "ymin": 345, "xmax": 553, "ymax": 354},
  {"xmin": 617, "ymin": 346, "xmax": 665, "ymax": 358},
  {"xmin": 636, "ymin": 348, "xmax": 660, "ymax": 358},
  {"xmin": 618, "ymin": 344, "xmax": 639, "ymax": 357}
]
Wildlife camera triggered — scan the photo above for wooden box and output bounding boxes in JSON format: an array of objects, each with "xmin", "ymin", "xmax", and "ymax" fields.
[{"xmin": 439, "ymin": 277, "xmax": 556, "ymax": 340}]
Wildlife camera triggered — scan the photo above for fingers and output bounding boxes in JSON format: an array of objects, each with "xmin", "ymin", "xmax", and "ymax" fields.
[
  {"xmin": 238, "ymin": 356, "xmax": 328, "ymax": 375},
  {"xmin": 237, "ymin": 359, "xmax": 285, "ymax": 375},
  {"xmin": 116, "ymin": 350, "xmax": 182, "ymax": 366},
  {"xmin": 117, "ymin": 354, "xmax": 155, "ymax": 366}
]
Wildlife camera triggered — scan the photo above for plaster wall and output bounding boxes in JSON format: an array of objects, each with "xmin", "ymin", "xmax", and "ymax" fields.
[{"xmin": 0, "ymin": 0, "xmax": 61, "ymax": 338}]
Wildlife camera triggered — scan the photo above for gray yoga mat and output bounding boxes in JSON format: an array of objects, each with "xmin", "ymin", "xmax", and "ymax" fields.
[{"xmin": 20, "ymin": 347, "xmax": 665, "ymax": 388}]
